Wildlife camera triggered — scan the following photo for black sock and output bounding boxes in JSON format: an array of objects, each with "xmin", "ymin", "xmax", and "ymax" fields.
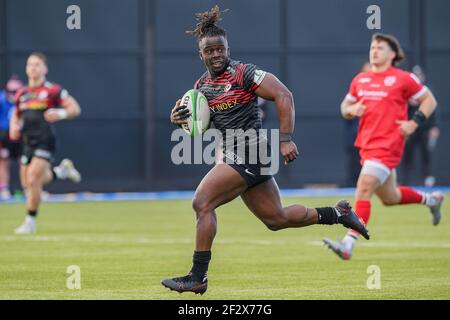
[
  {"xmin": 316, "ymin": 207, "xmax": 338, "ymax": 225},
  {"xmin": 190, "ymin": 250, "xmax": 211, "ymax": 282},
  {"xmin": 28, "ymin": 210, "xmax": 37, "ymax": 218},
  {"xmin": 51, "ymin": 167, "xmax": 58, "ymax": 180}
]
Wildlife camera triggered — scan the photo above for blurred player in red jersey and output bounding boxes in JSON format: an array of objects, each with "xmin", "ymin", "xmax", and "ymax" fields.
[
  {"xmin": 323, "ymin": 33, "xmax": 443, "ymax": 260},
  {"xmin": 11, "ymin": 52, "xmax": 82, "ymax": 234}
]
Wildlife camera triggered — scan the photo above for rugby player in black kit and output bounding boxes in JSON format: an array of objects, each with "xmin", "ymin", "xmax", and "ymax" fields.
[
  {"xmin": 10, "ymin": 52, "xmax": 82, "ymax": 234},
  {"xmin": 161, "ymin": 6, "xmax": 369, "ymax": 295}
]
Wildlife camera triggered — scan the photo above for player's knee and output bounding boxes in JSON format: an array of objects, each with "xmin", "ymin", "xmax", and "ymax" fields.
[
  {"xmin": 357, "ymin": 176, "xmax": 377, "ymax": 197},
  {"xmin": 26, "ymin": 172, "xmax": 41, "ymax": 188},
  {"xmin": 264, "ymin": 213, "xmax": 286, "ymax": 231},
  {"xmin": 380, "ymin": 195, "xmax": 399, "ymax": 206},
  {"xmin": 265, "ymin": 220, "xmax": 286, "ymax": 231},
  {"xmin": 265, "ymin": 221, "xmax": 281, "ymax": 231},
  {"xmin": 192, "ymin": 194, "xmax": 213, "ymax": 216},
  {"xmin": 381, "ymin": 199, "xmax": 396, "ymax": 206}
]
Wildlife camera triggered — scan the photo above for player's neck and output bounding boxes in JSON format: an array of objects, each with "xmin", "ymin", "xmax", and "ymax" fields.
[
  {"xmin": 28, "ymin": 77, "xmax": 45, "ymax": 89},
  {"xmin": 208, "ymin": 68, "xmax": 224, "ymax": 80},
  {"xmin": 371, "ymin": 63, "xmax": 392, "ymax": 73}
]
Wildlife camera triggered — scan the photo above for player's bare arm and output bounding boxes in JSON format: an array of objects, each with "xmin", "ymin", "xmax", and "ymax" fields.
[
  {"xmin": 44, "ymin": 95, "xmax": 81, "ymax": 123},
  {"xmin": 255, "ymin": 73, "xmax": 299, "ymax": 164},
  {"xmin": 397, "ymin": 90, "xmax": 437, "ymax": 136},
  {"xmin": 9, "ymin": 110, "xmax": 20, "ymax": 141}
]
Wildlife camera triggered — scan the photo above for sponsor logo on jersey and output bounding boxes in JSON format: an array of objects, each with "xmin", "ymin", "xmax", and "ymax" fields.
[
  {"xmin": 358, "ymin": 90, "xmax": 388, "ymax": 98},
  {"xmin": 210, "ymin": 99, "xmax": 239, "ymax": 113},
  {"xmin": 38, "ymin": 91, "xmax": 49, "ymax": 99},
  {"xmin": 226, "ymin": 65, "xmax": 236, "ymax": 75},
  {"xmin": 24, "ymin": 102, "xmax": 48, "ymax": 110},
  {"xmin": 359, "ymin": 77, "xmax": 372, "ymax": 83},
  {"xmin": 20, "ymin": 94, "xmax": 31, "ymax": 102},
  {"xmin": 384, "ymin": 76, "xmax": 396, "ymax": 86}
]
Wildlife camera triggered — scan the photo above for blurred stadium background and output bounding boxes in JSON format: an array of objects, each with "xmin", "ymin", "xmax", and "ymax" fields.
[{"xmin": 0, "ymin": 0, "xmax": 449, "ymax": 193}]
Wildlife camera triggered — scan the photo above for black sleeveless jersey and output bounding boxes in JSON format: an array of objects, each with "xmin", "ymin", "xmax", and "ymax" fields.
[{"xmin": 194, "ymin": 60, "xmax": 267, "ymax": 135}]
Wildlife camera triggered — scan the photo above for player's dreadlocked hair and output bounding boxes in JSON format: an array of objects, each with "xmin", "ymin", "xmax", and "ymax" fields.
[{"xmin": 186, "ymin": 5, "xmax": 228, "ymax": 42}]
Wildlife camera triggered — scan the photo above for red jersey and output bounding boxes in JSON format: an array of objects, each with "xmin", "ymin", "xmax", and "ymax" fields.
[
  {"xmin": 14, "ymin": 81, "xmax": 69, "ymax": 143},
  {"xmin": 346, "ymin": 66, "xmax": 427, "ymax": 169}
]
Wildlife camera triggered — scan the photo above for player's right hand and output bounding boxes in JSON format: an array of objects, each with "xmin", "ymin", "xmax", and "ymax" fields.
[
  {"xmin": 346, "ymin": 99, "xmax": 366, "ymax": 118},
  {"xmin": 170, "ymin": 99, "xmax": 191, "ymax": 126},
  {"xmin": 281, "ymin": 141, "xmax": 299, "ymax": 165}
]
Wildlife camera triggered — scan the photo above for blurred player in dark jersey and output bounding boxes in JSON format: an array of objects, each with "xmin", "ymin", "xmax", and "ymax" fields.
[
  {"xmin": 402, "ymin": 65, "xmax": 439, "ymax": 187},
  {"xmin": 11, "ymin": 52, "xmax": 82, "ymax": 234},
  {"xmin": 161, "ymin": 6, "xmax": 369, "ymax": 295},
  {"xmin": 0, "ymin": 75, "xmax": 23, "ymax": 199},
  {"xmin": 323, "ymin": 34, "xmax": 443, "ymax": 260}
]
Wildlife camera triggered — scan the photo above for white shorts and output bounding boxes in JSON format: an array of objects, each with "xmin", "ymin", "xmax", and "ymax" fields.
[{"xmin": 360, "ymin": 159, "xmax": 392, "ymax": 185}]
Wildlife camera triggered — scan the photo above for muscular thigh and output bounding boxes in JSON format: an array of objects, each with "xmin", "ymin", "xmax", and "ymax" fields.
[
  {"xmin": 240, "ymin": 178, "xmax": 283, "ymax": 221},
  {"xmin": 27, "ymin": 157, "xmax": 51, "ymax": 180},
  {"xmin": 194, "ymin": 164, "xmax": 248, "ymax": 210},
  {"xmin": 375, "ymin": 169, "xmax": 400, "ymax": 203}
]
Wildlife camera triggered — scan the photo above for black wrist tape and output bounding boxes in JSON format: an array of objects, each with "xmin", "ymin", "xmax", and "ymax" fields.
[
  {"xmin": 412, "ymin": 110, "xmax": 426, "ymax": 126},
  {"xmin": 279, "ymin": 132, "xmax": 292, "ymax": 142}
]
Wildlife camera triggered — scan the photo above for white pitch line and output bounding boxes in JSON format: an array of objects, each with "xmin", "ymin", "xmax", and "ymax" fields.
[
  {"xmin": 1, "ymin": 236, "xmax": 449, "ymax": 248},
  {"xmin": 0, "ymin": 235, "xmax": 193, "ymax": 244},
  {"xmin": 0, "ymin": 236, "xmax": 277, "ymax": 245}
]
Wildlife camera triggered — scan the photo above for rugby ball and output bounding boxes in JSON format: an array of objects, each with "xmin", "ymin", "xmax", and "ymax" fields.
[{"xmin": 180, "ymin": 89, "xmax": 210, "ymax": 136}]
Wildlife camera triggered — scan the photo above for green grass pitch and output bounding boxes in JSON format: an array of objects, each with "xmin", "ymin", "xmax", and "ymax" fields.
[{"xmin": 0, "ymin": 196, "xmax": 449, "ymax": 299}]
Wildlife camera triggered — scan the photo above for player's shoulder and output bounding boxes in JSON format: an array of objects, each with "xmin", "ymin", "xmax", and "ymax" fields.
[
  {"xmin": 195, "ymin": 71, "xmax": 209, "ymax": 88},
  {"xmin": 390, "ymin": 66, "xmax": 415, "ymax": 79},
  {"xmin": 14, "ymin": 86, "xmax": 28, "ymax": 99},
  {"xmin": 389, "ymin": 67, "xmax": 422, "ymax": 87},
  {"xmin": 229, "ymin": 60, "xmax": 261, "ymax": 84},
  {"xmin": 353, "ymin": 71, "xmax": 371, "ymax": 80},
  {"xmin": 229, "ymin": 60, "xmax": 256, "ymax": 72},
  {"xmin": 350, "ymin": 71, "xmax": 372, "ymax": 85},
  {"xmin": 43, "ymin": 81, "xmax": 62, "ymax": 91},
  {"xmin": 44, "ymin": 81, "xmax": 70, "ymax": 98}
]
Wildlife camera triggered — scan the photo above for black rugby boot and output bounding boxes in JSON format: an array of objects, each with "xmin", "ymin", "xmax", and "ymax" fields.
[
  {"xmin": 335, "ymin": 200, "xmax": 370, "ymax": 240},
  {"xmin": 161, "ymin": 272, "xmax": 208, "ymax": 295}
]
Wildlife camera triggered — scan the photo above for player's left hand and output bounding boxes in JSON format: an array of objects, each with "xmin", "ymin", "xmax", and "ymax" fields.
[
  {"xmin": 281, "ymin": 141, "xmax": 299, "ymax": 165},
  {"xmin": 396, "ymin": 120, "xmax": 418, "ymax": 136}
]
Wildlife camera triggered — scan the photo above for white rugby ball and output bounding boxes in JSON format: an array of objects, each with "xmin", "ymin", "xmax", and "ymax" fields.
[{"xmin": 180, "ymin": 89, "xmax": 210, "ymax": 136}]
